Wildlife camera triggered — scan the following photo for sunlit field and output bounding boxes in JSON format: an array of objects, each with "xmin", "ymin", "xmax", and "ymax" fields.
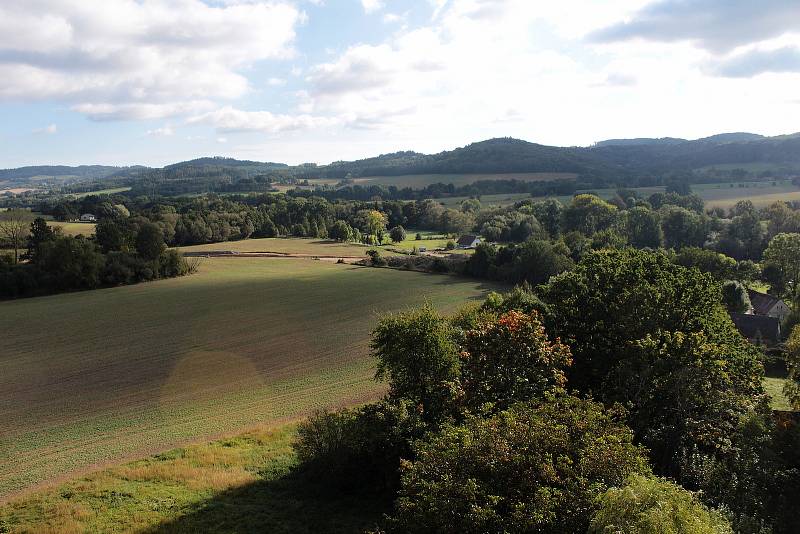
[{"xmin": 0, "ymin": 256, "xmax": 497, "ymax": 499}]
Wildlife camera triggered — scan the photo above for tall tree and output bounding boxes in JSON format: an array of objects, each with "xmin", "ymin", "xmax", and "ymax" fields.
[{"xmin": 0, "ymin": 209, "xmax": 33, "ymax": 264}]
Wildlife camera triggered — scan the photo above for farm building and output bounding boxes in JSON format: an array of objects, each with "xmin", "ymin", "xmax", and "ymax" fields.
[
  {"xmin": 456, "ymin": 235, "xmax": 481, "ymax": 249},
  {"xmin": 729, "ymin": 312, "xmax": 781, "ymax": 346},
  {"xmin": 747, "ymin": 289, "xmax": 790, "ymax": 323},
  {"xmin": 80, "ymin": 213, "xmax": 97, "ymax": 222}
]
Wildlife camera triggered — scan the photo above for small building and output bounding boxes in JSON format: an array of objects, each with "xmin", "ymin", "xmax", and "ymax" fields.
[
  {"xmin": 730, "ymin": 312, "xmax": 781, "ymax": 346},
  {"xmin": 417, "ymin": 246, "xmax": 427, "ymax": 253},
  {"xmin": 80, "ymin": 213, "xmax": 97, "ymax": 223},
  {"xmin": 747, "ymin": 289, "xmax": 790, "ymax": 323},
  {"xmin": 456, "ymin": 235, "xmax": 481, "ymax": 249}
]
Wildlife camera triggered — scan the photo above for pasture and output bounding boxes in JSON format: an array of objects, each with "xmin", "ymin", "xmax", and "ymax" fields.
[
  {"xmin": 0, "ymin": 256, "xmax": 496, "ymax": 500},
  {"xmin": 179, "ymin": 237, "xmax": 379, "ymax": 257},
  {"xmin": 67, "ymin": 187, "xmax": 131, "ymax": 199}
]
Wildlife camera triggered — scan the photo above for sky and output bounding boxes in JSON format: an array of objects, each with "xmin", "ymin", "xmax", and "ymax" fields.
[{"xmin": 1, "ymin": 0, "xmax": 800, "ymax": 168}]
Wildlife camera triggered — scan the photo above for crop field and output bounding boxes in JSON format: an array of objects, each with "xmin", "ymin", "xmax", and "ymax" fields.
[
  {"xmin": 48, "ymin": 221, "xmax": 96, "ymax": 236},
  {"xmin": 0, "ymin": 255, "xmax": 497, "ymax": 500},
  {"xmin": 353, "ymin": 172, "xmax": 577, "ymax": 189}
]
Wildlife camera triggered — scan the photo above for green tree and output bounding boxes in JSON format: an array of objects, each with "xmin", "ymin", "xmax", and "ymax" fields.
[
  {"xmin": 25, "ymin": 217, "xmax": 56, "ymax": 264},
  {"xmin": 135, "ymin": 223, "xmax": 165, "ymax": 261},
  {"xmin": 721, "ymin": 280, "xmax": 751, "ymax": 313},
  {"xmin": 0, "ymin": 209, "xmax": 33, "ymax": 264},
  {"xmin": 328, "ymin": 220, "xmax": 353, "ymax": 242},
  {"xmin": 562, "ymin": 194, "xmax": 618, "ymax": 236},
  {"xmin": 389, "ymin": 225, "xmax": 406, "ymax": 243},
  {"xmin": 785, "ymin": 325, "xmax": 800, "ymax": 410},
  {"xmin": 385, "ymin": 397, "xmax": 649, "ymax": 534},
  {"xmin": 660, "ymin": 206, "xmax": 708, "ymax": 249},
  {"xmin": 589, "ymin": 474, "xmax": 733, "ymax": 534},
  {"xmin": 460, "ymin": 311, "xmax": 571, "ymax": 412},
  {"xmin": 762, "ymin": 233, "xmax": 800, "ymax": 301},
  {"xmin": 626, "ymin": 206, "xmax": 662, "ymax": 248},
  {"xmin": 371, "ymin": 305, "xmax": 460, "ymax": 425}
]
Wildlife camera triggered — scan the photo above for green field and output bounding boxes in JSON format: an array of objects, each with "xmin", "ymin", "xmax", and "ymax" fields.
[
  {"xmin": 0, "ymin": 255, "xmax": 497, "ymax": 500},
  {"xmin": 68, "ymin": 187, "xmax": 131, "ymax": 199},
  {"xmin": 351, "ymin": 172, "xmax": 577, "ymax": 189},
  {"xmin": 0, "ymin": 423, "xmax": 386, "ymax": 533}
]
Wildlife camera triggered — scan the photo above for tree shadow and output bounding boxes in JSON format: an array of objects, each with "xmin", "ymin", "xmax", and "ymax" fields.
[{"xmin": 141, "ymin": 468, "xmax": 391, "ymax": 534}]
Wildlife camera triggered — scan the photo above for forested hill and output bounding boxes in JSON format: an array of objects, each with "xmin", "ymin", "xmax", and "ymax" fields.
[
  {"xmin": 0, "ymin": 165, "xmax": 123, "ymax": 182},
  {"xmin": 310, "ymin": 133, "xmax": 800, "ymax": 179}
]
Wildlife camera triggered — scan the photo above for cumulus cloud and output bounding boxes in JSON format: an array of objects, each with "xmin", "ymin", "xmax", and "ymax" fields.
[
  {"xmin": 0, "ymin": 0, "xmax": 301, "ymax": 119},
  {"xmin": 709, "ymin": 46, "xmax": 800, "ymax": 77},
  {"xmin": 589, "ymin": 0, "xmax": 800, "ymax": 53},
  {"xmin": 187, "ymin": 106, "xmax": 340, "ymax": 133}
]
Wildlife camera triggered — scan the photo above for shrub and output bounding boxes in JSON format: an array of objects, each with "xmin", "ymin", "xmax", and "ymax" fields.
[{"xmin": 589, "ymin": 474, "xmax": 733, "ymax": 534}]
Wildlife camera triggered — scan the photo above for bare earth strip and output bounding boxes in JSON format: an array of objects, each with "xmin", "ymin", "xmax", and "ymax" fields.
[{"xmin": 0, "ymin": 256, "xmax": 498, "ymax": 499}]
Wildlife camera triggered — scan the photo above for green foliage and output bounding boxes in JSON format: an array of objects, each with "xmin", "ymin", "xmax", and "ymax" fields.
[
  {"xmin": 384, "ymin": 397, "xmax": 649, "ymax": 534},
  {"xmin": 371, "ymin": 305, "xmax": 461, "ymax": 425},
  {"xmin": 590, "ymin": 474, "xmax": 733, "ymax": 534},
  {"xmin": 460, "ymin": 311, "xmax": 571, "ymax": 412},
  {"xmin": 660, "ymin": 206, "xmax": 709, "ymax": 249},
  {"xmin": 721, "ymin": 280, "xmax": 751, "ymax": 313},
  {"xmin": 762, "ymin": 233, "xmax": 800, "ymax": 301},
  {"xmin": 562, "ymin": 194, "xmax": 618, "ymax": 235},
  {"xmin": 785, "ymin": 325, "xmax": 800, "ymax": 410},
  {"xmin": 135, "ymin": 222, "xmax": 165, "ymax": 261},
  {"xmin": 673, "ymin": 247, "xmax": 737, "ymax": 281},
  {"xmin": 389, "ymin": 225, "xmax": 406, "ymax": 243},
  {"xmin": 625, "ymin": 206, "xmax": 663, "ymax": 248},
  {"xmin": 366, "ymin": 249, "xmax": 387, "ymax": 267},
  {"xmin": 539, "ymin": 249, "xmax": 764, "ymax": 481},
  {"xmin": 25, "ymin": 217, "xmax": 56, "ymax": 263}
]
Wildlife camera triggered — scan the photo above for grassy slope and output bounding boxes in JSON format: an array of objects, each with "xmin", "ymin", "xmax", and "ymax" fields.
[
  {"xmin": 0, "ymin": 256, "xmax": 497, "ymax": 499},
  {"xmin": 0, "ymin": 424, "xmax": 388, "ymax": 534},
  {"xmin": 178, "ymin": 238, "xmax": 379, "ymax": 256}
]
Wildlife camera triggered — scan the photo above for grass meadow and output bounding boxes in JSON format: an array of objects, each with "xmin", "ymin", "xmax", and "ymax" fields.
[
  {"xmin": 0, "ymin": 424, "xmax": 388, "ymax": 533},
  {"xmin": 48, "ymin": 221, "xmax": 96, "ymax": 236},
  {"xmin": 0, "ymin": 255, "xmax": 497, "ymax": 500}
]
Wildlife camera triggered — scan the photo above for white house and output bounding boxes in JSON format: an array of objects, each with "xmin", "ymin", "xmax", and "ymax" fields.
[
  {"xmin": 456, "ymin": 235, "xmax": 481, "ymax": 249},
  {"xmin": 747, "ymin": 289, "xmax": 790, "ymax": 323},
  {"xmin": 80, "ymin": 213, "xmax": 97, "ymax": 223}
]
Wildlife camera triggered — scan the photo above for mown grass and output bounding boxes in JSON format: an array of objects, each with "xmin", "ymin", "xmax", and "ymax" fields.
[
  {"xmin": 67, "ymin": 187, "xmax": 132, "ymax": 199},
  {"xmin": 0, "ymin": 254, "xmax": 497, "ymax": 499},
  {"xmin": 765, "ymin": 377, "xmax": 794, "ymax": 412},
  {"xmin": 0, "ymin": 424, "xmax": 389, "ymax": 533}
]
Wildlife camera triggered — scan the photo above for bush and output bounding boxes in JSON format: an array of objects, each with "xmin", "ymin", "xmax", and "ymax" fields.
[
  {"xmin": 589, "ymin": 474, "xmax": 733, "ymax": 534},
  {"xmin": 445, "ymin": 240, "xmax": 455, "ymax": 250},
  {"xmin": 294, "ymin": 400, "xmax": 426, "ymax": 493},
  {"xmin": 366, "ymin": 249, "xmax": 387, "ymax": 267},
  {"xmin": 384, "ymin": 396, "xmax": 649, "ymax": 534}
]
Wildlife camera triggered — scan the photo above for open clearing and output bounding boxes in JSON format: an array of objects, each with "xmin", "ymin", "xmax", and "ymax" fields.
[
  {"xmin": 178, "ymin": 237, "xmax": 381, "ymax": 257},
  {"xmin": 67, "ymin": 187, "xmax": 131, "ymax": 198},
  {"xmin": 0, "ymin": 255, "xmax": 496, "ymax": 500}
]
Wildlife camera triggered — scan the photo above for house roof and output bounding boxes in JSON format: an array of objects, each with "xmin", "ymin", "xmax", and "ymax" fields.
[
  {"xmin": 747, "ymin": 289, "xmax": 784, "ymax": 315},
  {"xmin": 730, "ymin": 312, "xmax": 781, "ymax": 343},
  {"xmin": 457, "ymin": 235, "xmax": 479, "ymax": 246}
]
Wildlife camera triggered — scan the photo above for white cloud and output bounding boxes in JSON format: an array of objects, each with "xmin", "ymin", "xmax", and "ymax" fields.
[
  {"xmin": 267, "ymin": 77, "xmax": 287, "ymax": 87},
  {"xmin": 33, "ymin": 123, "xmax": 57, "ymax": 135},
  {"xmin": 187, "ymin": 105, "xmax": 340, "ymax": 133},
  {"xmin": 0, "ymin": 0, "xmax": 301, "ymax": 119},
  {"xmin": 360, "ymin": 0, "xmax": 384, "ymax": 14},
  {"xmin": 217, "ymin": 137, "xmax": 228, "ymax": 143},
  {"xmin": 146, "ymin": 125, "xmax": 174, "ymax": 137}
]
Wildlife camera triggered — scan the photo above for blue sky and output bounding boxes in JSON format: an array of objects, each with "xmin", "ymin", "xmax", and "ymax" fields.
[{"xmin": 1, "ymin": 0, "xmax": 800, "ymax": 168}]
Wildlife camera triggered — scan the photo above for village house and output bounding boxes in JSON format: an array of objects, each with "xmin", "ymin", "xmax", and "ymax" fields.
[
  {"xmin": 456, "ymin": 235, "xmax": 481, "ymax": 249},
  {"xmin": 747, "ymin": 289, "xmax": 790, "ymax": 323},
  {"xmin": 79, "ymin": 213, "xmax": 97, "ymax": 223}
]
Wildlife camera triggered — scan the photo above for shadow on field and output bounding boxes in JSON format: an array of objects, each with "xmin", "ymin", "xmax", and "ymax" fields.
[{"xmin": 141, "ymin": 469, "xmax": 391, "ymax": 534}]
